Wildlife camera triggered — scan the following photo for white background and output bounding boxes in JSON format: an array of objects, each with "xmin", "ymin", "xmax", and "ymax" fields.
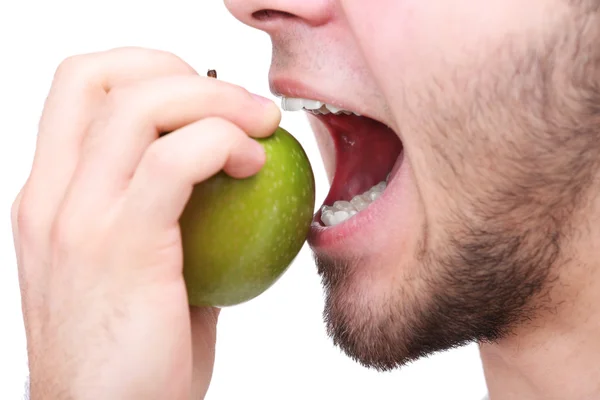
[{"xmin": 0, "ymin": 1, "xmax": 488, "ymax": 399}]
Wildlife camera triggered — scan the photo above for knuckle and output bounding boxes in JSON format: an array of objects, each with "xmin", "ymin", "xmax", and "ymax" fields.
[
  {"xmin": 106, "ymin": 83, "xmax": 134, "ymax": 101},
  {"xmin": 205, "ymin": 117, "xmax": 241, "ymax": 135},
  {"xmin": 143, "ymin": 143, "xmax": 179, "ymax": 174},
  {"xmin": 53, "ymin": 54, "xmax": 90, "ymax": 83},
  {"xmin": 104, "ymin": 85, "xmax": 144, "ymax": 117},
  {"xmin": 49, "ymin": 212, "xmax": 82, "ymax": 252},
  {"xmin": 112, "ymin": 46, "xmax": 194, "ymax": 71},
  {"xmin": 14, "ymin": 194, "xmax": 39, "ymax": 242},
  {"xmin": 212, "ymin": 82, "xmax": 250, "ymax": 103},
  {"xmin": 150, "ymin": 49, "xmax": 195, "ymax": 73},
  {"xmin": 108, "ymin": 45, "xmax": 150, "ymax": 54},
  {"xmin": 200, "ymin": 117, "xmax": 245, "ymax": 145},
  {"xmin": 208, "ymin": 118, "xmax": 248, "ymax": 147},
  {"xmin": 10, "ymin": 190, "xmax": 23, "ymax": 229}
]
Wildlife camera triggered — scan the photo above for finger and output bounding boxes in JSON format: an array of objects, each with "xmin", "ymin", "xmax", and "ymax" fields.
[
  {"xmin": 10, "ymin": 189, "xmax": 27, "ymax": 308},
  {"xmin": 123, "ymin": 117, "xmax": 265, "ymax": 232},
  {"xmin": 11, "ymin": 188, "xmax": 43, "ymax": 342},
  {"xmin": 11, "ymin": 189, "xmax": 23, "ymax": 260},
  {"xmin": 22, "ymin": 47, "xmax": 197, "ymax": 241},
  {"xmin": 11, "ymin": 188, "xmax": 33, "ymax": 304},
  {"xmin": 74, "ymin": 75, "xmax": 280, "ymax": 197},
  {"xmin": 189, "ymin": 307, "xmax": 220, "ymax": 400}
]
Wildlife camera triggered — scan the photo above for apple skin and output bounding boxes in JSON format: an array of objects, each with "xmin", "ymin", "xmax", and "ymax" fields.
[{"xmin": 179, "ymin": 127, "xmax": 316, "ymax": 307}]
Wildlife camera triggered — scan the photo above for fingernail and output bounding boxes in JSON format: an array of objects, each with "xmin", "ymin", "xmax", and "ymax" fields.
[{"xmin": 251, "ymin": 93, "xmax": 274, "ymax": 106}]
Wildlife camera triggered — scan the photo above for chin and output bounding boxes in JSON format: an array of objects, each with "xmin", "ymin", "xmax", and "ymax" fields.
[
  {"xmin": 274, "ymin": 79, "xmax": 570, "ymax": 371},
  {"xmin": 302, "ymin": 111, "xmax": 558, "ymax": 371},
  {"xmin": 314, "ymin": 235, "xmax": 556, "ymax": 372}
]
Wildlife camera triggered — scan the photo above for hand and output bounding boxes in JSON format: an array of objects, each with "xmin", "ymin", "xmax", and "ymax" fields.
[{"xmin": 11, "ymin": 47, "xmax": 280, "ymax": 400}]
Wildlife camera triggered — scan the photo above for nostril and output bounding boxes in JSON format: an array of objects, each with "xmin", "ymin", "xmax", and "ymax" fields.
[{"xmin": 252, "ymin": 9, "xmax": 296, "ymax": 21}]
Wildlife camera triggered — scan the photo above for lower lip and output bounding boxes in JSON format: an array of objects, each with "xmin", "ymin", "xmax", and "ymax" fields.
[{"xmin": 307, "ymin": 150, "xmax": 406, "ymax": 254}]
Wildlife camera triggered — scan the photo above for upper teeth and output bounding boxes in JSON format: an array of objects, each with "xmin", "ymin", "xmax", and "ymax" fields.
[{"xmin": 281, "ymin": 97, "xmax": 360, "ymax": 116}]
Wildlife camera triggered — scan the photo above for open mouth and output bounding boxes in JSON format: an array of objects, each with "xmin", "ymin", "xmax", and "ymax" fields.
[{"xmin": 281, "ymin": 97, "xmax": 404, "ymax": 230}]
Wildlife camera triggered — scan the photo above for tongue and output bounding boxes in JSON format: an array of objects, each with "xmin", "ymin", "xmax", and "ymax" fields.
[{"xmin": 318, "ymin": 114, "xmax": 403, "ymax": 206}]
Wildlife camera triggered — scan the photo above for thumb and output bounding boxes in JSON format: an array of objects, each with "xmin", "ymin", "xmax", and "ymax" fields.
[{"xmin": 189, "ymin": 306, "xmax": 220, "ymax": 400}]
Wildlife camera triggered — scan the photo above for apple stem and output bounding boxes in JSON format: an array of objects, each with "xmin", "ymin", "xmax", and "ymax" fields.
[{"xmin": 207, "ymin": 69, "xmax": 217, "ymax": 79}]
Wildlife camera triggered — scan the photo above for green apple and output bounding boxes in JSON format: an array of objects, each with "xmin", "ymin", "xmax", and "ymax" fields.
[{"xmin": 179, "ymin": 126, "xmax": 316, "ymax": 307}]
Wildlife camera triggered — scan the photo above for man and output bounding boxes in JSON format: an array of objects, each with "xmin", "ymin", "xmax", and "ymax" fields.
[{"xmin": 12, "ymin": 0, "xmax": 600, "ymax": 399}]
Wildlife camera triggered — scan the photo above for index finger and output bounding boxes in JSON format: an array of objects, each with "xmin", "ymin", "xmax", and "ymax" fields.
[{"xmin": 22, "ymin": 47, "xmax": 197, "ymax": 240}]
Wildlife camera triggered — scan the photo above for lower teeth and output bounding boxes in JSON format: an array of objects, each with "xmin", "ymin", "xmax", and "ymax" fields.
[{"xmin": 321, "ymin": 181, "xmax": 387, "ymax": 227}]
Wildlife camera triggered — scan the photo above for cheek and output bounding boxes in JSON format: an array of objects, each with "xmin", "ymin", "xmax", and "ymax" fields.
[
  {"xmin": 340, "ymin": 0, "xmax": 470, "ymax": 76},
  {"xmin": 340, "ymin": 0, "xmax": 416, "ymax": 73},
  {"xmin": 339, "ymin": 0, "xmax": 551, "ymax": 94}
]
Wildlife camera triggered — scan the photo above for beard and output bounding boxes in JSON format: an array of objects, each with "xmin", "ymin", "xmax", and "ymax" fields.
[{"xmin": 315, "ymin": 8, "xmax": 600, "ymax": 372}]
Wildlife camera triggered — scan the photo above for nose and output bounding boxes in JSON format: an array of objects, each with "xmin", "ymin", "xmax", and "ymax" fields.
[{"xmin": 224, "ymin": 0, "xmax": 332, "ymax": 33}]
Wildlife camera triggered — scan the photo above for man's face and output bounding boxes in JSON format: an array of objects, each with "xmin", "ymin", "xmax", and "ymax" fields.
[{"xmin": 226, "ymin": 0, "xmax": 600, "ymax": 369}]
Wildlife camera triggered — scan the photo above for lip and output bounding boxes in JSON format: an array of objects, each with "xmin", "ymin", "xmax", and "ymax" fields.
[
  {"xmin": 270, "ymin": 77, "xmax": 374, "ymax": 120},
  {"xmin": 308, "ymin": 149, "xmax": 406, "ymax": 254},
  {"xmin": 306, "ymin": 113, "xmax": 407, "ymax": 256},
  {"xmin": 270, "ymin": 76, "xmax": 408, "ymax": 256}
]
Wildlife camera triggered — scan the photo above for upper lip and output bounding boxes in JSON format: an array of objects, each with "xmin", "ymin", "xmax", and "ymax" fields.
[{"xmin": 269, "ymin": 77, "xmax": 370, "ymax": 118}]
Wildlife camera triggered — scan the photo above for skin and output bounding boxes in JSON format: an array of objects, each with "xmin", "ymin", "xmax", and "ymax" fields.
[
  {"xmin": 12, "ymin": 48, "xmax": 281, "ymax": 399},
  {"xmin": 12, "ymin": 1, "xmax": 600, "ymax": 400}
]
